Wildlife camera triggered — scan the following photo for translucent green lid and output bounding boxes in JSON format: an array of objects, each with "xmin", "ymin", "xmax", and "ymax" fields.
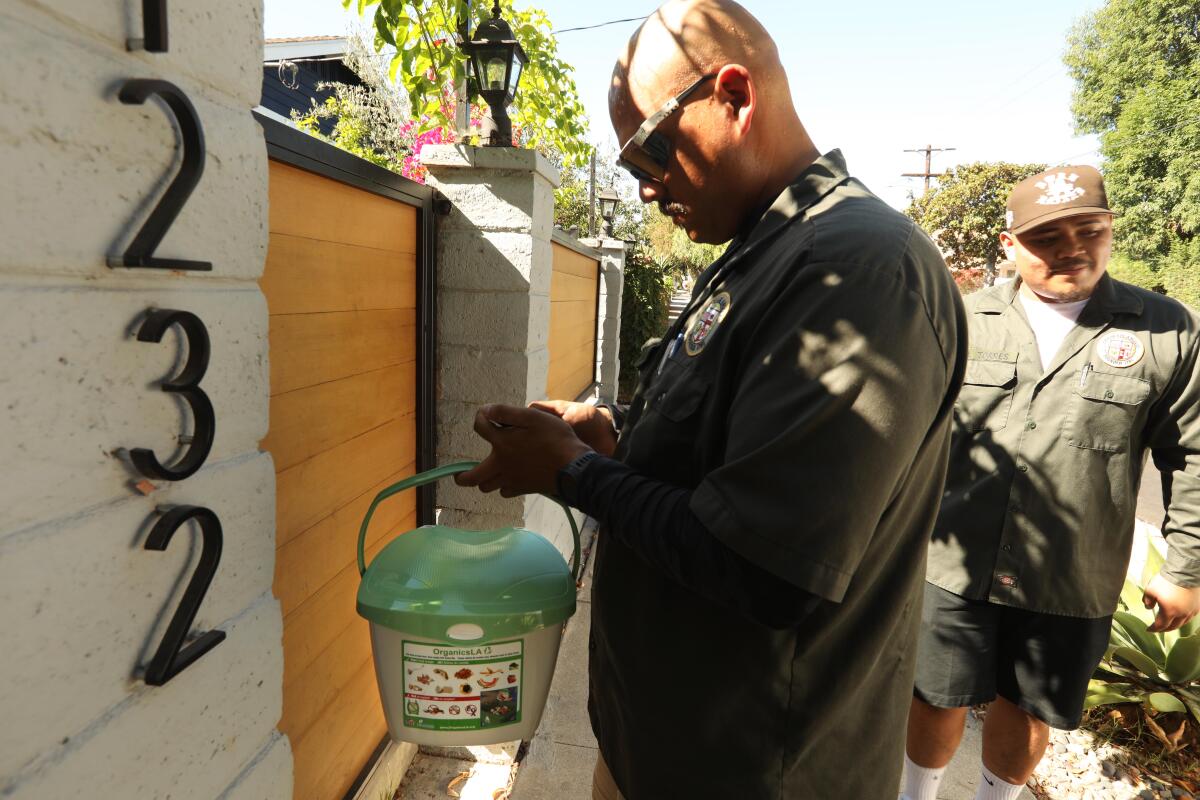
[{"xmin": 357, "ymin": 524, "xmax": 577, "ymax": 640}]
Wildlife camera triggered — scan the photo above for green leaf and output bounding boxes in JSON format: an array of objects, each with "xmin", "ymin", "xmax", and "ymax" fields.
[
  {"xmin": 1115, "ymin": 610, "xmax": 1168, "ymax": 667},
  {"xmin": 374, "ymin": 8, "xmax": 397, "ymax": 46},
  {"xmin": 1146, "ymin": 691, "xmax": 1187, "ymax": 713},
  {"xmin": 1181, "ymin": 616, "xmax": 1200, "ymax": 639},
  {"xmin": 1179, "ymin": 688, "xmax": 1200, "ymax": 724},
  {"xmin": 1140, "ymin": 538, "xmax": 1167, "ymax": 590},
  {"xmin": 1084, "ymin": 679, "xmax": 1142, "ymax": 708},
  {"xmin": 1113, "ymin": 645, "xmax": 1162, "ymax": 678},
  {"xmin": 1165, "ymin": 634, "xmax": 1200, "ymax": 684}
]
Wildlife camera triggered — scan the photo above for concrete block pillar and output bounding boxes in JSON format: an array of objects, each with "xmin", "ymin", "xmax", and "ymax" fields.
[
  {"xmin": 422, "ymin": 144, "xmax": 560, "ymax": 531},
  {"xmin": 581, "ymin": 237, "xmax": 627, "ymax": 403}
]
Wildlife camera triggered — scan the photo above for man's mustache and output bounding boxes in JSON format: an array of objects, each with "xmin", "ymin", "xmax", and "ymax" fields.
[{"xmin": 1051, "ymin": 259, "xmax": 1092, "ymax": 272}]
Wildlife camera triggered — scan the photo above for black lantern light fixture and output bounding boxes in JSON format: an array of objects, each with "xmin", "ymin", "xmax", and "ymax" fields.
[
  {"xmin": 598, "ymin": 187, "xmax": 620, "ymax": 237},
  {"xmin": 463, "ymin": 1, "xmax": 528, "ymax": 146}
]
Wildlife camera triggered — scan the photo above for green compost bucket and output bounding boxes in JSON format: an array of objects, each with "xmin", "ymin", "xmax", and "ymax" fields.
[{"xmin": 355, "ymin": 462, "xmax": 580, "ymax": 746}]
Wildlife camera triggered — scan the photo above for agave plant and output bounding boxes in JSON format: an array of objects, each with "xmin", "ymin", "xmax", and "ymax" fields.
[{"xmin": 1085, "ymin": 540, "xmax": 1200, "ymax": 725}]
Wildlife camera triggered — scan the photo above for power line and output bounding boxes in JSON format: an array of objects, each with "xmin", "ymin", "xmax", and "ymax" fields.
[
  {"xmin": 553, "ymin": 15, "xmax": 647, "ymax": 34},
  {"xmin": 264, "ymin": 10, "xmax": 650, "ymax": 63}
]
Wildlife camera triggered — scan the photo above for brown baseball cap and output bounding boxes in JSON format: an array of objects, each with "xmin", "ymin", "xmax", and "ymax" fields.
[{"xmin": 1006, "ymin": 165, "xmax": 1113, "ymax": 235}]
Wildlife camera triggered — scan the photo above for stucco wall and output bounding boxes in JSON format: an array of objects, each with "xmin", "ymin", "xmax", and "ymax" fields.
[{"xmin": 0, "ymin": 2, "xmax": 288, "ymax": 797}]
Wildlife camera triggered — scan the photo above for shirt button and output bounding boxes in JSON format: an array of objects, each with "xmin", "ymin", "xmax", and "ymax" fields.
[
  {"xmin": 1002, "ymin": 544, "xmax": 1012, "ymax": 552},
  {"xmin": 1026, "ymin": 420, "xmax": 1037, "ymax": 430},
  {"xmin": 1104, "ymin": 390, "xmax": 1115, "ymax": 399},
  {"xmin": 1017, "ymin": 464, "xmax": 1029, "ymax": 473}
]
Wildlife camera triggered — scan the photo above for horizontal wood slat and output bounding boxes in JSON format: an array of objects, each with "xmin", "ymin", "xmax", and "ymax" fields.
[
  {"xmin": 263, "ymin": 233, "xmax": 417, "ymax": 316},
  {"xmin": 266, "ymin": 157, "xmax": 421, "ymax": 800},
  {"xmin": 289, "ymin": 658, "xmax": 386, "ymax": 800},
  {"xmin": 275, "ymin": 467, "xmax": 417, "ymax": 619},
  {"xmin": 547, "ymin": 244, "xmax": 598, "ymax": 401},
  {"xmin": 268, "ymin": 161, "xmax": 418, "ymax": 254},
  {"xmin": 549, "ymin": 271, "xmax": 597, "ymax": 303},
  {"xmin": 550, "ymin": 242, "xmax": 600, "ymax": 280},
  {"xmin": 282, "ymin": 536, "xmax": 386, "ymax": 693},
  {"xmin": 547, "ymin": 359, "xmax": 597, "ymax": 402},
  {"xmin": 276, "ymin": 417, "xmax": 417, "ymax": 548},
  {"xmin": 263, "ymin": 364, "xmax": 416, "ymax": 473},
  {"xmin": 269, "ymin": 308, "xmax": 417, "ymax": 396}
]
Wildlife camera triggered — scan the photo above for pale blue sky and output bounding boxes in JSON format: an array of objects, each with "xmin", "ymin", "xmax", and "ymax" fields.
[{"xmin": 264, "ymin": 0, "xmax": 1104, "ymax": 209}]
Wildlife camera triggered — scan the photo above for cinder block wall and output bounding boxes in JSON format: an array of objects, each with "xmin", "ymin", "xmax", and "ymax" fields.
[{"xmin": 0, "ymin": 2, "xmax": 290, "ymax": 798}]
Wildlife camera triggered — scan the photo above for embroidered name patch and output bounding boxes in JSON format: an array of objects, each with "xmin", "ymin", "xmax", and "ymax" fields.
[
  {"xmin": 1096, "ymin": 331, "xmax": 1144, "ymax": 369},
  {"xmin": 684, "ymin": 292, "xmax": 732, "ymax": 356},
  {"xmin": 969, "ymin": 350, "xmax": 1014, "ymax": 363}
]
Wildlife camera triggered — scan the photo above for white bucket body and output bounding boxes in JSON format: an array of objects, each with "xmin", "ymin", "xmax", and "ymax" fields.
[{"xmin": 369, "ymin": 623, "xmax": 565, "ymax": 746}]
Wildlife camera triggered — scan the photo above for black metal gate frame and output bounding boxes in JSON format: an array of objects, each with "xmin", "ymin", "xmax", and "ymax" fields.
[{"xmin": 254, "ymin": 111, "xmax": 438, "ymax": 527}]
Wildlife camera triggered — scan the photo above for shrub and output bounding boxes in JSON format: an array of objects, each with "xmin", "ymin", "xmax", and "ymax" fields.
[{"xmin": 618, "ymin": 244, "xmax": 671, "ymax": 402}]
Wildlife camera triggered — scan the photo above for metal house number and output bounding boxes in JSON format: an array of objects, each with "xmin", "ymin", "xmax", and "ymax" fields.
[{"xmin": 114, "ymin": 5, "xmax": 229, "ymax": 686}]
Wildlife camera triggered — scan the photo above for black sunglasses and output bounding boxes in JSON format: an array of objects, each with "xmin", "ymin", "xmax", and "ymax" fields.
[{"xmin": 617, "ymin": 73, "xmax": 718, "ymax": 183}]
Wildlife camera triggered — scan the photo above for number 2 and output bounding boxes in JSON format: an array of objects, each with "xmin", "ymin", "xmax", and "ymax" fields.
[
  {"xmin": 143, "ymin": 506, "xmax": 225, "ymax": 685},
  {"xmin": 108, "ymin": 79, "xmax": 211, "ymax": 271}
]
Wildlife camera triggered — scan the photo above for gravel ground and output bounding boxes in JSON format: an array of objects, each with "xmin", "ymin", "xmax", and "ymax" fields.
[{"xmin": 1029, "ymin": 726, "xmax": 1194, "ymax": 800}]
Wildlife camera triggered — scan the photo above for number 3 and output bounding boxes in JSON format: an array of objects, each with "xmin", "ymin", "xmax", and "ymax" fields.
[{"xmin": 131, "ymin": 309, "xmax": 215, "ymax": 481}]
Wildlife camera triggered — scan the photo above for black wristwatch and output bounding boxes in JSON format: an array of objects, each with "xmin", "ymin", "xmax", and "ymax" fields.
[{"xmin": 556, "ymin": 451, "xmax": 601, "ymax": 506}]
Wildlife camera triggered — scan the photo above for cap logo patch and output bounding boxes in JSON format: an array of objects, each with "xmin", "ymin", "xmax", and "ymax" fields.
[
  {"xmin": 1035, "ymin": 172, "xmax": 1086, "ymax": 206},
  {"xmin": 684, "ymin": 291, "xmax": 731, "ymax": 356},
  {"xmin": 1096, "ymin": 331, "xmax": 1144, "ymax": 368}
]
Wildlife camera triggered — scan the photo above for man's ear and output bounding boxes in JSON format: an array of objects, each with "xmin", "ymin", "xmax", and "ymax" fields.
[
  {"xmin": 999, "ymin": 230, "xmax": 1018, "ymax": 261},
  {"xmin": 713, "ymin": 64, "xmax": 754, "ymax": 136}
]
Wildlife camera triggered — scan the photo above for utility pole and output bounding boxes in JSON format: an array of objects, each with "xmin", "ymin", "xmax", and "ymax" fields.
[
  {"xmin": 454, "ymin": 1, "xmax": 471, "ymax": 139},
  {"xmin": 588, "ymin": 151, "xmax": 597, "ymax": 238},
  {"xmin": 902, "ymin": 144, "xmax": 956, "ymax": 193}
]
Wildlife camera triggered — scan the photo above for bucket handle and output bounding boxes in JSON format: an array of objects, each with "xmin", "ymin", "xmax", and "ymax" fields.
[{"xmin": 357, "ymin": 461, "xmax": 583, "ymax": 585}]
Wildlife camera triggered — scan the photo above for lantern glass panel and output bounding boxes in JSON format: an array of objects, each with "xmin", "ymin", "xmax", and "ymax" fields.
[
  {"xmin": 509, "ymin": 53, "xmax": 524, "ymax": 94},
  {"xmin": 600, "ymin": 198, "xmax": 618, "ymax": 219},
  {"xmin": 484, "ymin": 54, "xmax": 508, "ymax": 92}
]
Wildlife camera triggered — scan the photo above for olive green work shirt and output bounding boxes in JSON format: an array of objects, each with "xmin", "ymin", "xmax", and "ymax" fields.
[
  {"xmin": 928, "ymin": 275, "xmax": 1200, "ymax": 618},
  {"xmin": 588, "ymin": 151, "xmax": 967, "ymax": 799}
]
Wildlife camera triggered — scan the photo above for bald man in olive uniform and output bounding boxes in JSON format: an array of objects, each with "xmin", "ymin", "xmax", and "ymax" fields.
[{"xmin": 455, "ymin": 2, "xmax": 967, "ymax": 797}]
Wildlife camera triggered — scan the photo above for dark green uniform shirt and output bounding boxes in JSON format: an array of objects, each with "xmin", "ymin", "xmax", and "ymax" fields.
[
  {"xmin": 928, "ymin": 276, "xmax": 1200, "ymax": 618},
  {"xmin": 588, "ymin": 151, "xmax": 967, "ymax": 799}
]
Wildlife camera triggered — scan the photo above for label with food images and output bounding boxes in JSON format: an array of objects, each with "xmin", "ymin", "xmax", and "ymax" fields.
[{"xmin": 401, "ymin": 640, "xmax": 523, "ymax": 731}]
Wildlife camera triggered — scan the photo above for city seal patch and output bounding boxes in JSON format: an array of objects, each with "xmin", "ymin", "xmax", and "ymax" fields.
[
  {"xmin": 684, "ymin": 291, "xmax": 732, "ymax": 356},
  {"xmin": 1096, "ymin": 331, "xmax": 1145, "ymax": 369}
]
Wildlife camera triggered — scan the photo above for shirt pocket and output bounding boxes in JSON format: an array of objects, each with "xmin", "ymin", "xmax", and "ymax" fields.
[
  {"xmin": 955, "ymin": 359, "xmax": 1017, "ymax": 433},
  {"xmin": 651, "ymin": 372, "xmax": 710, "ymax": 422},
  {"xmin": 1066, "ymin": 370, "xmax": 1150, "ymax": 453}
]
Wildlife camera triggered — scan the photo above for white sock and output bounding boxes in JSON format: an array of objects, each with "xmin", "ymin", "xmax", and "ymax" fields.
[
  {"xmin": 902, "ymin": 754, "xmax": 946, "ymax": 800},
  {"xmin": 973, "ymin": 764, "xmax": 1025, "ymax": 800}
]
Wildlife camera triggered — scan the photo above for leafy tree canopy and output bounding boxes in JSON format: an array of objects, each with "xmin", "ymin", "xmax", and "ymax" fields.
[
  {"xmin": 1065, "ymin": 0, "xmax": 1200, "ymax": 259},
  {"xmin": 905, "ymin": 161, "xmax": 1046, "ymax": 272},
  {"xmin": 350, "ymin": 0, "xmax": 592, "ymax": 167}
]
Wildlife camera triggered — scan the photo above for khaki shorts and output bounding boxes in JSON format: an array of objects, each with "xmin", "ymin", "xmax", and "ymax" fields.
[{"xmin": 592, "ymin": 754, "xmax": 626, "ymax": 800}]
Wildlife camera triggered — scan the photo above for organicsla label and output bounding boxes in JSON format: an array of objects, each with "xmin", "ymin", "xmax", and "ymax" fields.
[{"xmin": 401, "ymin": 640, "xmax": 523, "ymax": 732}]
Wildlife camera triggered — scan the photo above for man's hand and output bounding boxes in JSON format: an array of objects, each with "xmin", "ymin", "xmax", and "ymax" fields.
[
  {"xmin": 454, "ymin": 404, "xmax": 593, "ymax": 497},
  {"xmin": 529, "ymin": 400, "xmax": 619, "ymax": 456},
  {"xmin": 1142, "ymin": 574, "xmax": 1200, "ymax": 632}
]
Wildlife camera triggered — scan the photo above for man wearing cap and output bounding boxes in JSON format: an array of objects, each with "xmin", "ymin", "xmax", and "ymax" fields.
[
  {"xmin": 902, "ymin": 166, "xmax": 1200, "ymax": 800},
  {"xmin": 454, "ymin": 1, "xmax": 967, "ymax": 797}
]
